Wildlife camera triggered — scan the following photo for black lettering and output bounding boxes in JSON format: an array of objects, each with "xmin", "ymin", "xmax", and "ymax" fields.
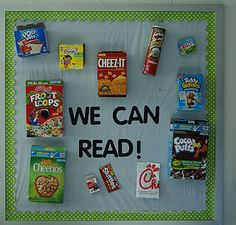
[
  {"xmin": 93, "ymin": 140, "xmax": 103, "ymax": 158},
  {"xmin": 118, "ymin": 139, "xmax": 133, "ymax": 157},
  {"xmin": 69, "ymin": 107, "xmax": 90, "ymax": 125},
  {"xmin": 90, "ymin": 107, "xmax": 101, "ymax": 125},
  {"xmin": 103, "ymin": 139, "xmax": 118, "ymax": 157},
  {"xmin": 143, "ymin": 105, "xmax": 159, "ymax": 124},
  {"xmin": 113, "ymin": 106, "xmax": 127, "ymax": 125},
  {"xmin": 79, "ymin": 139, "xmax": 92, "ymax": 158},
  {"xmin": 128, "ymin": 106, "xmax": 143, "ymax": 124}
]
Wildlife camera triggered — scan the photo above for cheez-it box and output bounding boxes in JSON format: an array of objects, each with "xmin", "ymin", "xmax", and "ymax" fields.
[{"xmin": 97, "ymin": 51, "xmax": 127, "ymax": 97}]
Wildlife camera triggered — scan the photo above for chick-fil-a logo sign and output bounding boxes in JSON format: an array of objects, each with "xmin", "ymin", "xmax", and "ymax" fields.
[{"xmin": 139, "ymin": 163, "xmax": 160, "ymax": 190}]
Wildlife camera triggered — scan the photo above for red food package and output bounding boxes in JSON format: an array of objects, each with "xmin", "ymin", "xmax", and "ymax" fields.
[
  {"xmin": 26, "ymin": 80, "xmax": 63, "ymax": 137},
  {"xmin": 97, "ymin": 51, "xmax": 127, "ymax": 96},
  {"xmin": 99, "ymin": 163, "xmax": 120, "ymax": 193}
]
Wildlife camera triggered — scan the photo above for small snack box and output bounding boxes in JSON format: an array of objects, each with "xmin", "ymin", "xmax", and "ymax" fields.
[
  {"xmin": 168, "ymin": 119, "xmax": 209, "ymax": 180},
  {"xmin": 136, "ymin": 162, "xmax": 160, "ymax": 199},
  {"xmin": 177, "ymin": 38, "xmax": 196, "ymax": 56},
  {"xmin": 99, "ymin": 163, "xmax": 120, "ymax": 192},
  {"xmin": 59, "ymin": 43, "xmax": 85, "ymax": 70},
  {"xmin": 29, "ymin": 145, "xmax": 67, "ymax": 203},
  {"xmin": 97, "ymin": 51, "xmax": 127, "ymax": 96},
  {"xmin": 26, "ymin": 80, "xmax": 63, "ymax": 137},
  {"xmin": 14, "ymin": 22, "xmax": 49, "ymax": 57},
  {"xmin": 86, "ymin": 174, "xmax": 100, "ymax": 194},
  {"xmin": 177, "ymin": 73, "xmax": 204, "ymax": 111}
]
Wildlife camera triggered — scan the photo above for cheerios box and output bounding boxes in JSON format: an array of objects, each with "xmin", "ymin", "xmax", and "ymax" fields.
[
  {"xmin": 14, "ymin": 22, "xmax": 49, "ymax": 57},
  {"xmin": 26, "ymin": 80, "xmax": 63, "ymax": 137},
  {"xmin": 29, "ymin": 145, "xmax": 67, "ymax": 203},
  {"xmin": 97, "ymin": 51, "xmax": 127, "ymax": 97}
]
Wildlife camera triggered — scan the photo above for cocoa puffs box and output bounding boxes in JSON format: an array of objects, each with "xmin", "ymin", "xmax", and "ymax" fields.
[
  {"xmin": 29, "ymin": 145, "xmax": 67, "ymax": 203},
  {"xmin": 97, "ymin": 51, "xmax": 127, "ymax": 96}
]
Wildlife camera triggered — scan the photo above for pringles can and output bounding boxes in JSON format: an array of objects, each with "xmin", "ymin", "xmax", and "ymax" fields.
[{"xmin": 143, "ymin": 26, "xmax": 166, "ymax": 76}]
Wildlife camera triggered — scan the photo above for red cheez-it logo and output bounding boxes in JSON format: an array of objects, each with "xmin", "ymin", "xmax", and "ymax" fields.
[{"xmin": 139, "ymin": 163, "xmax": 160, "ymax": 190}]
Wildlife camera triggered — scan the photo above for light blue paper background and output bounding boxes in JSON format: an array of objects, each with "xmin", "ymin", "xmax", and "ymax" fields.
[{"xmin": 14, "ymin": 20, "xmax": 207, "ymax": 212}]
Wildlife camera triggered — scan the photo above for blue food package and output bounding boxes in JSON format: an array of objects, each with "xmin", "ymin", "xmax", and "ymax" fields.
[
  {"xmin": 177, "ymin": 73, "xmax": 204, "ymax": 111},
  {"xmin": 14, "ymin": 23, "xmax": 49, "ymax": 57},
  {"xmin": 177, "ymin": 38, "xmax": 196, "ymax": 56}
]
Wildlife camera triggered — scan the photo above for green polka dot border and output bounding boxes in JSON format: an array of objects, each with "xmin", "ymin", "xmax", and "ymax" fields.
[{"xmin": 5, "ymin": 11, "xmax": 216, "ymax": 221}]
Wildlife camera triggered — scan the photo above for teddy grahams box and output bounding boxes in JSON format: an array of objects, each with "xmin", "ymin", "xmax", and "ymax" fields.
[
  {"xmin": 97, "ymin": 51, "xmax": 127, "ymax": 96},
  {"xmin": 26, "ymin": 80, "xmax": 63, "ymax": 137},
  {"xmin": 29, "ymin": 145, "xmax": 67, "ymax": 203}
]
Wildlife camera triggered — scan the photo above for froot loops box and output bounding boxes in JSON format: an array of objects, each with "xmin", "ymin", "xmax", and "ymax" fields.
[{"xmin": 26, "ymin": 80, "xmax": 63, "ymax": 137}]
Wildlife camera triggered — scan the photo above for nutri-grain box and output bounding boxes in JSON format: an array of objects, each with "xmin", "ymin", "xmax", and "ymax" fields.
[
  {"xmin": 29, "ymin": 145, "xmax": 67, "ymax": 203},
  {"xmin": 97, "ymin": 51, "xmax": 127, "ymax": 96},
  {"xmin": 26, "ymin": 80, "xmax": 63, "ymax": 137}
]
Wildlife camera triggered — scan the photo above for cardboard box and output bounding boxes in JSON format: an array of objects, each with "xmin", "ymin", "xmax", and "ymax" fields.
[
  {"xmin": 59, "ymin": 43, "xmax": 85, "ymax": 70},
  {"xmin": 26, "ymin": 80, "xmax": 63, "ymax": 137},
  {"xmin": 97, "ymin": 51, "xmax": 127, "ymax": 96},
  {"xmin": 29, "ymin": 145, "xmax": 67, "ymax": 203},
  {"xmin": 168, "ymin": 119, "xmax": 209, "ymax": 180},
  {"xmin": 14, "ymin": 22, "xmax": 49, "ymax": 57}
]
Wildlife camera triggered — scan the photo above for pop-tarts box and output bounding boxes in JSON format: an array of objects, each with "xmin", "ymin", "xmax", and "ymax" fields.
[
  {"xmin": 177, "ymin": 73, "xmax": 204, "ymax": 111},
  {"xmin": 14, "ymin": 22, "xmax": 49, "ymax": 57}
]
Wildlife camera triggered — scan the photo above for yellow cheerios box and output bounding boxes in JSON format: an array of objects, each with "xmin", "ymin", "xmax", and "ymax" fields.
[{"xmin": 59, "ymin": 43, "xmax": 85, "ymax": 70}]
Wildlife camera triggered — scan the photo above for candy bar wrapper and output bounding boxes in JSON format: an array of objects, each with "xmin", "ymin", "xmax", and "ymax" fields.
[
  {"xmin": 59, "ymin": 43, "xmax": 85, "ymax": 70},
  {"xmin": 29, "ymin": 145, "xmax": 67, "ymax": 203},
  {"xmin": 99, "ymin": 164, "xmax": 120, "ymax": 193},
  {"xmin": 168, "ymin": 119, "xmax": 209, "ymax": 180},
  {"xmin": 177, "ymin": 38, "xmax": 196, "ymax": 56},
  {"xmin": 26, "ymin": 80, "xmax": 63, "ymax": 137},
  {"xmin": 136, "ymin": 162, "xmax": 160, "ymax": 199},
  {"xmin": 14, "ymin": 22, "xmax": 49, "ymax": 57}
]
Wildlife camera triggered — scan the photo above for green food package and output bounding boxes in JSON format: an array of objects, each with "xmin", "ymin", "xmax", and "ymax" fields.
[{"xmin": 29, "ymin": 145, "xmax": 67, "ymax": 203}]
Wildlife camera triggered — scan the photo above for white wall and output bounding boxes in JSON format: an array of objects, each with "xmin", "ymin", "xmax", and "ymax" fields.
[
  {"xmin": 0, "ymin": 0, "xmax": 224, "ymax": 4},
  {"xmin": 3, "ymin": 1, "xmax": 236, "ymax": 225},
  {"xmin": 223, "ymin": 1, "xmax": 236, "ymax": 225}
]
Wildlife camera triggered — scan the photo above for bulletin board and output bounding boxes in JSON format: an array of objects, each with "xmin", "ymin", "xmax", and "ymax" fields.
[{"xmin": 4, "ymin": 9, "xmax": 220, "ymax": 222}]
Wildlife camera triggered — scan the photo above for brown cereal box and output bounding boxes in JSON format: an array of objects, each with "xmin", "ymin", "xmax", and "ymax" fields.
[{"xmin": 97, "ymin": 51, "xmax": 127, "ymax": 96}]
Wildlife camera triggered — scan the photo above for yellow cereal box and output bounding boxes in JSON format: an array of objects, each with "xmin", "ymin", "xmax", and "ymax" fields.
[{"xmin": 59, "ymin": 43, "xmax": 85, "ymax": 70}]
